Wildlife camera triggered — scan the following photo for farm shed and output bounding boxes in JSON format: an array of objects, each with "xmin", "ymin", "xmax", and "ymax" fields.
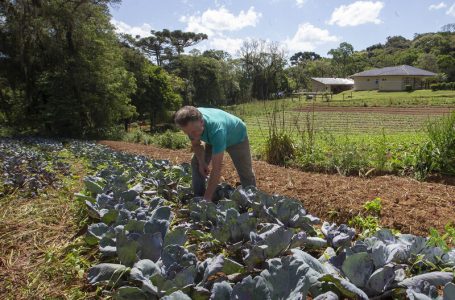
[
  {"xmin": 350, "ymin": 65, "xmax": 436, "ymax": 91},
  {"xmin": 311, "ymin": 77, "xmax": 354, "ymax": 94}
]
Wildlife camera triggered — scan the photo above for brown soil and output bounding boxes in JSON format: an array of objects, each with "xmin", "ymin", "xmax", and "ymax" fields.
[
  {"xmin": 99, "ymin": 140, "xmax": 455, "ymax": 237},
  {"xmin": 294, "ymin": 106, "xmax": 455, "ymax": 115}
]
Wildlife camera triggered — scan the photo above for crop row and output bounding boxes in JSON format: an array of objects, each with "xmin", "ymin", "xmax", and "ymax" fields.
[
  {"xmin": 66, "ymin": 140, "xmax": 455, "ymax": 299},
  {"xmin": 2, "ymin": 139, "xmax": 453, "ymax": 299}
]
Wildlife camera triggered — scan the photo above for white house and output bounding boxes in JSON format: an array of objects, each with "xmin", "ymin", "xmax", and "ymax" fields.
[{"xmin": 350, "ymin": 65, "xmax": 436, "ymax": 91}]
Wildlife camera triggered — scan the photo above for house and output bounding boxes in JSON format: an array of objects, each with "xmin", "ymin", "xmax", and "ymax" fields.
[
  {"xmin": 311, "ymin": 78, "xmax": 354, "ymax": 94},
  {"xmin": 350, "ymin": 65, "xmax": 437, "ymax": 91}
]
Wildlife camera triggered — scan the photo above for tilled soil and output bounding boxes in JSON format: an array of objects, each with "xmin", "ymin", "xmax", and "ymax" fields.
[{"xmin": 99, "ymin": 140, "xmax": 455, "ymax": 237}]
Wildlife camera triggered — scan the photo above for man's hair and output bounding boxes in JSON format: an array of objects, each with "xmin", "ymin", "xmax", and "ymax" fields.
[{"xmin": 174, "ymin": 106, "xmax": 202, "ymax": 127}]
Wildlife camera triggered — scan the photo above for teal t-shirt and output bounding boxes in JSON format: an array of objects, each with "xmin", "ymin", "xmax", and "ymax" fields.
[{"xmin": 197, "ymin": 107, "xmax": 247, "ymax": 154}]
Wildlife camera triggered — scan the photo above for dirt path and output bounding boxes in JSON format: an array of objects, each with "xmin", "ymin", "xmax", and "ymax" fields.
[{"xmin": 99, "ymin": 140, "xmax": 455, "ymax": 237}]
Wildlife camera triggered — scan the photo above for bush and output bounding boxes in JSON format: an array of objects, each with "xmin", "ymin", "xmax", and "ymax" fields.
[
  {"xmin": 154, "ymin": 130, "xmax": 188, "ymax": 150},
  {"xmin": 264, "ymin": 132, "xmax": 295, "ymax": 165},
  {"xmin": 413, "ymin": 141, "xmax": 437, "ymax": 180},
  {"xmin": 123, "ymin": 128, "xmax": 189, "ymax": 149},
  {"xmin": 430, "ymin": 82, "xmax": 455, "ymax": 91},
  {"xmin": 426, "ymin": 112, "xmax": 455, "ymax": 176}
]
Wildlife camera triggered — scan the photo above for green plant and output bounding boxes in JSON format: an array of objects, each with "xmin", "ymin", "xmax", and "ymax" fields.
[
  {"xmin": 348, "ymin": 215, "xmax": 381, "ymax": 237},
  {"xmin": 371, "ymin": 131, "xmax": 389, "ymax": 172},
  {"xmin": 264, "ymin": 132, "xmax": 295, "ymax": 165},
  {"xmin": 426, "ymin": 112, "xmax": 455, "ymax": 176},
  {"xmin": 154, "ymin": 130, "xmax": 189, "ymax": 150},
  {"xmin": 427, "ymin": 223, "xmax": 455, "ymax": 252},
  {"xmin": 328, "ymin": 138, "xmax": 369, "ymax": 176},
  {"xmin": 414, "ymin": 141, "xmax": 437, "ymax": 180},
  {"xmin": 123, "ymin": 128, "xmax": 150, "ymax": 144},
  {"xmin": 363, "ymin": 197, "xmax": 382, "ymax": 215},
  {"xmin": 263, "ymin": 103, "xmax": 296, "ymax": 166}
]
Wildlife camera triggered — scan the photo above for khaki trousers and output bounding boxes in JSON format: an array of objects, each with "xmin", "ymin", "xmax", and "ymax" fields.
[{"xmin": 191, "ymin": 137, "xmax": 256, "ymax": 197}]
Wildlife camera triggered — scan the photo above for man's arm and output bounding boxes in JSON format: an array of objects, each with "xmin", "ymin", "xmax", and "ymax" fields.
[
  {"xmin": 191, "ymin": 138, "xmax": 210, "ymax": 178},
  {"xmin": 191, "ymin": 139, "xmax": 205, "ymax": 164},
  {"xmin": 203, "ymin": 152, "xmax": 223, "ymax": 201}
]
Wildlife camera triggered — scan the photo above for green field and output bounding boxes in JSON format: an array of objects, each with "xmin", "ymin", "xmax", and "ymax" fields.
[{"xmin": 223, "ymin": 90, "xmax": 455, "ymax": 177}]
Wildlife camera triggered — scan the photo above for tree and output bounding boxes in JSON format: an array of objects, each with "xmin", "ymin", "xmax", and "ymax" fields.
[
  {"xmin": 289, "ymin": 51, "xmax": 321, "ymax": 66},
  {"xmin": 385, "ymin": 36, "xmax": 411, "ymax": 50},
  {"xmin": 412, "ymin": 33, "xmax": 451, "ymax": 54},
  {"xmin": 136, "ymin": 29, "xmax": 207, "ymax": 66},
  {"xmin": 437, "ymin": 54, "xmax": 455, "ymax": 81},
  {"xmin": 202, "ymin": 49, "xmax": 231, "ymax": 61},
  {"xmin": 441, "ymin": 23, "xmax": 455, "ymax": 33},
  {"xmin": 176, "ymin": 55, "xmax": 223, "ymax": 105},
  {"xmin": 0, "ymin": 0, "xmax": 136, "ymax": 137},
  {"xmin": 122, "ymin": 42, "xmax": 182, "ymax": 130},
  {"xmin": 416, "ymin": 53, "xmax": 439, "ymax": 73},
  {"xmin": 328, "ymin": 42, "xmax": 354, "ymax": 77},
  {"xmin": 169, "ymin": 30, "xmax": 207, "ymax": 55},
  {"xmin": 238, "ymin": 39, "xmax": 287, "ymax": 100}
]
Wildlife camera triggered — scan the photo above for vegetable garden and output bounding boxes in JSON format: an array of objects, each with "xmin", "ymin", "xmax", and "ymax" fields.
[{"xmin": 1, "ymin": 138, "xmax": 454, "ymax": 299}]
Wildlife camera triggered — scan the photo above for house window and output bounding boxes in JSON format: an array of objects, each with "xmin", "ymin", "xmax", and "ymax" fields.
[{"xmin": 382, "ymin": 78, "xmax": 386, "ymax": 81}]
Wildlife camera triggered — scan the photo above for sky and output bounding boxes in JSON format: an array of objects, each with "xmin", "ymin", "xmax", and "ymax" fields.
[{"xmin": 109, "ymin": 0, "xmax": 455, "ymax": 58}]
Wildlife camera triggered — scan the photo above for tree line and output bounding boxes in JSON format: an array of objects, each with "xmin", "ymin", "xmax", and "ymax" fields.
[{"xmin": 1, "ymin": 0, "xmax": 454, "ymax": 137}]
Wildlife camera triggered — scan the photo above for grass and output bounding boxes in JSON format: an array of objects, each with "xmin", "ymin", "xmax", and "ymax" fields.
[
  {"xmin": 331, "ymin": 90, "xmax": 455, "ymax": 106},
  {"xmin": 224, "ymin": 90, "xmax": 455, "ymax": 119},
  {"xmin": 0, "ymin": 148, "xmax": 99, "ymax": 299},
  {"xmin": 122, "ymin": 128, "xmax": 189, "ymax": 150},
  {"xmin": 221, "ymin": 90, "xmax": 455, "ymax": 177}
]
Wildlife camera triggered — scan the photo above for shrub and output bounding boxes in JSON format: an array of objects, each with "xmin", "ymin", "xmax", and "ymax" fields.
[
  {"xmin": 414, "ymin": 141, "xmax": 437, "ymax": 180},
  {"xmin": 430, "ymin": 82, "xmax": 455, "ymax": 91},
  {"xmin": 154, "ymin": 130, "xmax": 188, "ymax": 150},
  {"xmin": 264, "ymin": 132, "xmax": 295, "ymax": 165},
  {"xmin": 123, "ymin": 128, "xmax": 149, "ymax": 144},
  {"xmin": 426, "ymin": 112, "xmax": 455, "ymax": 176}
]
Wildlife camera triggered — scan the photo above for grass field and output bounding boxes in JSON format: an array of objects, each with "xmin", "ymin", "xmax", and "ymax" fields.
[{"xmin": 223, "ymin": 89, "xmax": 455, "ymax": 177}]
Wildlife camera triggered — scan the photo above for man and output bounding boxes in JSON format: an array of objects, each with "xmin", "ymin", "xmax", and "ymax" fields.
[{"xmin": 174, "ymin": 106, "xmax": 256, "ymax": 202}]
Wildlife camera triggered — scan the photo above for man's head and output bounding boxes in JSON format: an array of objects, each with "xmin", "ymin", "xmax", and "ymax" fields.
[{"xmin": 174, "ymin": 106, "xmax": 204, "ymax": 140}]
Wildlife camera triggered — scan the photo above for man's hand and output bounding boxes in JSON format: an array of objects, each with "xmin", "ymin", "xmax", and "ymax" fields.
[{"xmin": 198, "ymin": 161, "xmax": 210, "ymax": 178}]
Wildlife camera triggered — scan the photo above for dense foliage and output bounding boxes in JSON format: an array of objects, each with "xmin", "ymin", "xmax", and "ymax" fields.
[
  {"xmin": 2, "ymin": 1, "xmax": 454, "ymax": 137},
  {"xmin": 63, "ymin": 140, "xmax": 454, "ymax": 299},
  {"xmin": 2, "ymin": 138, "xmax": 454, "ymax": 298}
]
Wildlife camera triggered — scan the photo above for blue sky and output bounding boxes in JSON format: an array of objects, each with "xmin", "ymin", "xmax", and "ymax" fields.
[{"xmin": 109, "ymin": 0, "xmax": 455, "ymax": 57}]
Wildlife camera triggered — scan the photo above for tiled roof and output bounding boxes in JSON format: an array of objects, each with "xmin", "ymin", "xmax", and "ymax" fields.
[{"xmin": 350, "ymin": 65, "xmax": 437, "ymax": 77}]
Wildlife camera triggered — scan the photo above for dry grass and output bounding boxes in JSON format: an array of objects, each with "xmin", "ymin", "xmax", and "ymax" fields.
[{"xmin": 0, "ymin": 155, "xmax": 99, "ymax": 299}]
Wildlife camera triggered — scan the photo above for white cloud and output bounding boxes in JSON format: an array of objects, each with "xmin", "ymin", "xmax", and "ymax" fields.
[
  {"xmin": 179, "ymin": 6, "xmax": 262, "ymax": 36},
  {"xmin": 110, "ymin": 19, "xmax": 153, "ymax": 37},
  {"xmin": 447, "ymin": 3, "xmax": 455, "ymax": 16},
  {"xmin": 328, "ymin": 1, "xmax": 384, "ymax": 27},
  {"xmin": 429, "ymin": 2, "xmax": 447, "ymax": 10},
  {"xmin": 284, "ymin": 23, "xmax": 339, "ymax": 52},
  {"xmin": 209, "ymin": 37, "xmax": 245, "ymax": 55},
  {"xmin": 296, "ymin": 0, "xmax": 307, "ymax": 8}
]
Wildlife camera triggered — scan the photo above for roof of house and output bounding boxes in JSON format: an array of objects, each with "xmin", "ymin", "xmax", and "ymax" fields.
[
  {"xmin": 311, "ymin": 77, "xmax": 354, "ymax": 85},
  {"xmin": 350, "ymin": 65, "xmax": 437, "ymax": 77}
]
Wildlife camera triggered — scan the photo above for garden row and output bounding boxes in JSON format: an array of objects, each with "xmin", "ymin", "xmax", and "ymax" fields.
[
  {"xmin": 1, "ymin": 138, "xmax": 454, "ymax": 298},
  {"xmin": 68, "ymin": 140, "xmax": 455, "ymax": 299}
]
